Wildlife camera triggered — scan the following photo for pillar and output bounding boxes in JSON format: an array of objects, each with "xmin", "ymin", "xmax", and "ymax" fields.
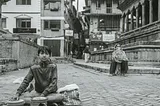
[
  {"xmin": 122, "ymin": 15, "xmax": 125, "ymax": 32},
  {"xmin": 125, "ymin": 13, "xmax": 129, "ymax": 31},
  {"xmin": 142, "ymin": 2, "xmax": 146, "ymax": 25},
  {"xmin": 0, "ymin": 3, "xmax": 2, "ymax": 30},
  {"xmin": 136, "ymin": 7, "xmax": 139, "ymax": 28},
  {"xmin": 131, "ymin": 11, "xmax": 134, "ymax": 30},
  {"xmin": 149, "ymin": 0, "xmax": 153, "ymax": 23},
  {"xmin": 158, "ymin": 0, "xmax": 160, "ymax": 20}
]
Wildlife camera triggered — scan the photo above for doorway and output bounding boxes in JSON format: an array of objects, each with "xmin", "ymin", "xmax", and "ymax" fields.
[{"xmin": 44, "ymin": 40, "xmax": 60, "ymax": 56}]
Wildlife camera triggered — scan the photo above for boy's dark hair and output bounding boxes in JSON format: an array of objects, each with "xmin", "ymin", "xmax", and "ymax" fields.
[{"xmin": 38, "ymin": 46, "xmax": 51, "ymax": 56}]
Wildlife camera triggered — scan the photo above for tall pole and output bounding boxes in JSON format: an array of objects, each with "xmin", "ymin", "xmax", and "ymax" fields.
[
  {"xmin": 77, "ymin": 0, "xmax": 80, "ymax": 58},
  {"xmin": 0, "ymin": 2, "xmax": 2, "ymax": 30},
  {"xmin": 77, "ymin": 0, "xmax": 79, "ymax": 16}
]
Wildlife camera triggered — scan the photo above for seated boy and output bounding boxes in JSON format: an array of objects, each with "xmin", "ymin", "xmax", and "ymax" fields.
[{"xmin": 11, "ymin": 46, "xmax": 64, "ymax": 105}]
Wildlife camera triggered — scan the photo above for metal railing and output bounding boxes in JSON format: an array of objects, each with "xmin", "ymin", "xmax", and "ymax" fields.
[{"xmin": 13, "ymin": 28, "xmax": 36, "ymax": 33}]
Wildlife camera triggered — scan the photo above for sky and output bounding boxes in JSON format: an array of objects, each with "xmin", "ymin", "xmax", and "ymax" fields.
[{"xmin": 73, "ymin": 0, "xmax": 85, "ymax": 12}]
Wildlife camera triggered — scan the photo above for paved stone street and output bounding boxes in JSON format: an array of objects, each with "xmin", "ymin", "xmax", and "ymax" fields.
[{"xmin": 1, "ymin": 64, "xmax": 160, "ymax": 106}]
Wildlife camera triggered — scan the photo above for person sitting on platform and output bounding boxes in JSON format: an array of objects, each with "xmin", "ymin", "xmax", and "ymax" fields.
[
  {"xmin": 11, "ymin": 46, "xmax": 64, "ymax": 106},
  {"xmin": 109, "ymin": 44, "xmax": 128, "ymax": 76}
]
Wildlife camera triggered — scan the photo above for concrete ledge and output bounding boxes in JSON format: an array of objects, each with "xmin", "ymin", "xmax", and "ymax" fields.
[{"xmin": 74, "ymin": 62, "xmax": 160, "ymax": 74}]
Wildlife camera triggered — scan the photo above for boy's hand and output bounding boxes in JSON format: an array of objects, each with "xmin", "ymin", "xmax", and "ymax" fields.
[
  {"xmin": 10, "ymin": 94, "xmax": 20, "ymax": 101},
  {"xmin": 40, "ymin": 94, "xmax": 45, "ymax": 97}
]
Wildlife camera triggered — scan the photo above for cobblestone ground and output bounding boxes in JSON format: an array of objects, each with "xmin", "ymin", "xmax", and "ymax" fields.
[{"xmin": 1, "ymin": 64, "xmax": 160, "ymax": 106}]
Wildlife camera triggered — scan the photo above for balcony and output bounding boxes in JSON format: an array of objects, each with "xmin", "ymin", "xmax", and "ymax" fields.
[{"xmin": 13, "ymin": 28, "xmax": 36, "ymax": 33}]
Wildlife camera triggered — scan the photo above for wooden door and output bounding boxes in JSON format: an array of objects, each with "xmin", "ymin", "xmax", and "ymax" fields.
[{"xmin": 44, "ymin": 40, "xmax": 60, "ymax": 56}]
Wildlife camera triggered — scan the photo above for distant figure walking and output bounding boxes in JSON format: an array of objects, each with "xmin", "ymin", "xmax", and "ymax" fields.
[
  {"xmin": 109, "ymin": 44, "xmax": 128, "ymax": 76},
  {"xmin": 83, "ymin": 45, "xmax": 91, "ymax": 63}
]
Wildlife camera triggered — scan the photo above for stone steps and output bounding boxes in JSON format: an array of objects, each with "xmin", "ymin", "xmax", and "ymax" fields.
[{"xmin": 74, "ymin": 61, "xmax": 160, "ymax": 74}]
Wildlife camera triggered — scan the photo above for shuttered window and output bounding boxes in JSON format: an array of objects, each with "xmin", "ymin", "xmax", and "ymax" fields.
[
  {"xmin": 106, "ymin": 0, "xmax": 112, "ymax": 13},
  {"xmin": 16, "ymin": 0, "xmax": 31, "ymax": 5},
  {"xmin": 2, "ymin": 18, "xmax": 6, "ymax": 28},
  {"xmin": 44, "ymin": 20, "xmax": 60, "ymax": 30},
  {"xmin": 16, "ymin": 18, "xmax": 31, "ymax": 28}
]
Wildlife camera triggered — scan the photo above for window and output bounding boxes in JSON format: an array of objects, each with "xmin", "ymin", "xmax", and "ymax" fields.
[
  {"xmin": 106, "ymin": 0, "xmax": 112, "ymax": 13},
  {"xmin": 88, "ymin": 0, "xmax": 91, "ymax": 6},
  {"xmin": 44, "ymin": 20, "xmax": 60, "ymax": 30},
  {"xmin": 16, "ymin": 0, "xmax": 31, "ymax": 5},
  {"xmin": 96, "ymin": 0, "xmax": 101, "ymax": 9},
  {"xmin": 2, "ymin": 18, "xmax": 6, "ymax": 28},
  {"xmin": 44, "ymin": 1, "xmax": 60, "ymax": 11},
  {"xmin": 98, "ymin": 16, "xmax": 120, "ymax": 31},
  {"xmin": 16, "ymin": 18, "xmax": 31, "ymax": 28},
  {"xmin": 95, "ymin": 0, "xmax": 104, "ymax": 9}
]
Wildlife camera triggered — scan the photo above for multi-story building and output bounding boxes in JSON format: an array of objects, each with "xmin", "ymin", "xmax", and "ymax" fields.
[
  {"xmin": 91, "ymin": 0, "xmax": 160, "ymax": 66},
  {"xmin": 2, "ymin": 0, "xmax": 41, "ymax": 39},
  {"xmin": 112, "ymin": 0, "xmax": 160, "ymax": 65},
  {"xmin": 83, "ymin": 0, "xmax": 122, "ymax": 51},
  {"xmin": 38, "ymin": 0, "xmax": 65, "ymax": 57},
  {"xmin": 2, "ymin": 0, "xmax": 65, "ymax": 57},
  {"xmin": 117, "ymin": 0, "xmax": 160, "ymax": 43}
]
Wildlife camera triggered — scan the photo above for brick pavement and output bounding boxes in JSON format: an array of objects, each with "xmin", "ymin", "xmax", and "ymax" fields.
[
  {"xmin": 58, "ymin": 64, "xmax": 160, "ymax": 106},
  {"xmin": 1, "ymin": 64, "xmax": 160, "ymax": 106}
]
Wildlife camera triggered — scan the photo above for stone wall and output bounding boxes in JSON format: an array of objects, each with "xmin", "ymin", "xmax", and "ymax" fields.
[
  {"xmin": 91, "ymin": 42, "xmax": 160, "ymax": 66},
  {"xmin": 12, "ymin": 40, "xmax": 39, "ymax": 68},
  {"xmin": 0, "ymin": 58, "xmax": 17, "ymax": 72},
  {"xmin": 0, "ymin": 37, "xmax": 39, "ymax": 70},
  {"xmin": 0, "ymin": 40, "xmax": 13, "ymax": 58}
]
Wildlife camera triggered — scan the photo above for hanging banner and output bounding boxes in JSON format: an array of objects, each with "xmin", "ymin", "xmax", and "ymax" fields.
[
  {"xmin": 65, "ymin": 30, "xmax": 73, "ymax": 36},
  {"xmin": 103, "ymin": 34, "xmax": 115, "ymax": 42},
  {"xmin": 90, "ymin": 32, "xmax": 103, "ymax": 41}
]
